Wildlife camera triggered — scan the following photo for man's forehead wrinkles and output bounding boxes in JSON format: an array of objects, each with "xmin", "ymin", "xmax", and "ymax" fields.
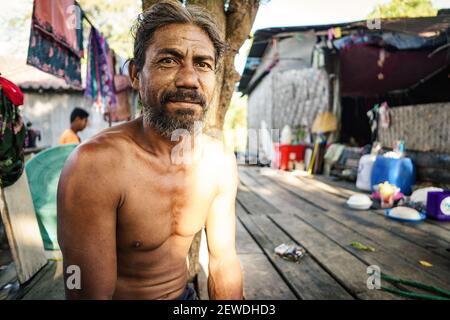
[
  {"xmin": 153, "ymin": 38, "xmax": 209, "ymax": 49},
  {"xmin": 152, "ymin": 44, "xmax": 214, "ymax": 58},
  {"xmin": 180, "ymin": 36, "xmax": 202, "ymax": 42}
]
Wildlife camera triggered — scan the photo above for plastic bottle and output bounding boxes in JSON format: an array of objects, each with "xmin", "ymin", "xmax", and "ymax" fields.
[
  {"xmin": 356, "ymin": 154, "xmax": 377, "ymax": 191},
  {"xmin": 280, "ymin": 125, "xmax": 292, "ymax": 145}
]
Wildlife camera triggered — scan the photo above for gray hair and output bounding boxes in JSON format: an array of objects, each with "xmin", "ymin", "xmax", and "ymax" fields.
[{"xmin": 131, "ymin": 0, "xmax": 226, "ymax": 71}]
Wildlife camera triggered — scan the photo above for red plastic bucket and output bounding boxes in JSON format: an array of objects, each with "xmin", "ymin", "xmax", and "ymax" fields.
[{"xmin": 273, "ymin": 144, "xmax": 305, "ymax": 170}]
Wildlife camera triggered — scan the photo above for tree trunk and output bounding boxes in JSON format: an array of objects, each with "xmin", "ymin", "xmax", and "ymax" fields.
[{"xmin": 142, "ymin": 0, "xmax": 259, "ymax": 285}]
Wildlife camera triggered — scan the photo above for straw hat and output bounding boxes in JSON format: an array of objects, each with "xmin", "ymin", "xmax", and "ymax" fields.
[{"xmin": 312, "ymin": 111, "xmax": 337, "ymax": 133}]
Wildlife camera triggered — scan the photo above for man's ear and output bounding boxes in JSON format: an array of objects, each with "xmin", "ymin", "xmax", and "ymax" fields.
[{"xmin": 128, "ymin": 59, "xmax": 140, "ymax": 90}]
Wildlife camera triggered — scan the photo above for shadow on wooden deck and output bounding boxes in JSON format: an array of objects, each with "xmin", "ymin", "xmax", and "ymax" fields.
[{"xmin": 235, "ymin": 165, "xmax": 450, "ymax": 300}]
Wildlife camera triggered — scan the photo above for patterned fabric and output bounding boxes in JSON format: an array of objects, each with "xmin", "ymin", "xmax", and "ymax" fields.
[
  {"xmin": 0, "ymin": 82, "xmax": 26, "ymax": 188},
  {"xmin": 27, "ymin": 0, "xmax": 83, "ymax": 88},
  {"xmin": 85, "ymin": 27, "xmax": 116, "ymax": 114},
  {"xmin": 111, "ymin": 75, "xmax": 132, "ymax": 122}
]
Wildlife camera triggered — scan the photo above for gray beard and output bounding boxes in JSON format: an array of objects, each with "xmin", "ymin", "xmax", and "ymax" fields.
[{"xmin": 142, "ymin": 104, "xmax": 207, "ymax": 139}]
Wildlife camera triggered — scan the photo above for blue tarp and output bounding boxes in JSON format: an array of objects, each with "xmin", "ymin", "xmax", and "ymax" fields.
[{"xmin": 333, "ymin": 32, "xmax": 448, "ymax": 51}]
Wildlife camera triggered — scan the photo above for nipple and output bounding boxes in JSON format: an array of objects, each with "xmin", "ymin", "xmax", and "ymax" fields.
[{"xmin": 133, "ymin": 241, "xmax": 142, "ymax": 248}]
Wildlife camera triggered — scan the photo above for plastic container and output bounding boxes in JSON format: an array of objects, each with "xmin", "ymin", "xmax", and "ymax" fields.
[
  {"xmin": 426, "ymin": 191, "xmax": 450, "ymax": 221},
  {"xmin": 280, "ymin": 125, "xmax": 292, "ymax": 144},
  {"xmin": 356, "ymin": 154, "xmax": 376, "ymax": 191},
  {"xmin": 346, "ymin": 194, "xmax": 373, "ymax": 210},
  {"xmin": 25, "ymin": 144, "xmax": 77, "ymax": 250},
  {"xmin": 273, "ymin": 143, "xmax": 306, "ymax": 170},
  {"xmin": 370, "ymin": 156, "xmax": 415, "ymax": 195}
]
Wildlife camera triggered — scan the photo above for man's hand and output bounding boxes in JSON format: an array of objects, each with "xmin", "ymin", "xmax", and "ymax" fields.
[{"xmin": 205, "ymin": 149, "xmax": 243, "ymax": 300}]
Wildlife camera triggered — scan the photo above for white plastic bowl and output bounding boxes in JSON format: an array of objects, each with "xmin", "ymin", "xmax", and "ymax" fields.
[{"xmin": 347, "ymin": 194, "xmax": 373, "ymax": 210}]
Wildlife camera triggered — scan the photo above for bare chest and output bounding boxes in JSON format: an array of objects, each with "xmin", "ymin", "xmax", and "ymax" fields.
[{"xmin": 116, "ymin": 160, "xmax": 217, "ymax": 251}]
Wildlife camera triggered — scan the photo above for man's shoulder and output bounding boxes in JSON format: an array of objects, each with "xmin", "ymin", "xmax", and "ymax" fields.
[
  {"xmin": 201, "ymin": 134, "xmax": 237, "ymax": 185},
  {"xmin": 67, "ymin": 121, "xmax": 137, "ymax": 171},
  {"xmin": 59, "ymin": 129, "xmax": 76, "ymax": 141},
  {"xmin": 201, "ymin": 134, "xmax": 235, "ymax": 160},
  {"xmin": 60, "ymin": 129, "xmax": 72, "ymax": 136}
]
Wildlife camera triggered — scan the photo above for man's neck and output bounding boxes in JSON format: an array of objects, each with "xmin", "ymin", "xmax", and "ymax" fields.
[
  {"xmin": 139, "ymin": 117, "xmax": 202, "ymax": 166},
  {"xmin": 70, "ymin": 124, "xmax": 78, "ymax": 134}
]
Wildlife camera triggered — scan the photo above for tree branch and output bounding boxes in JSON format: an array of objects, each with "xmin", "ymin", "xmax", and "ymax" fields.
[
  {"xmin": 189, "ymin": 0, "xmax": 226, "ymax": 35},
  {"xmin": 213, "ymin": 0, "xmax": 259, "ymax": 129},
  {"xmin": 225, "ymin": 0, "xmax": 260, "ymax": 52},
  {"xmin": 142, "ymin": 0, "xmax": 160, "ymax": 11}
]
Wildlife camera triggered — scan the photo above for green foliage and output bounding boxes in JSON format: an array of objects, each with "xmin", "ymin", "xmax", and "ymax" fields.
[
  {"xmin": 368, "ymin": 0, "xmax": 437, "ymax": 18},
  {"xmin": 223, "ymin": 93, "xmax": 247, "ymax": 152},
  {"xmin": 224, "ymin": 93, "xmax": 247, "ymax": 131}
]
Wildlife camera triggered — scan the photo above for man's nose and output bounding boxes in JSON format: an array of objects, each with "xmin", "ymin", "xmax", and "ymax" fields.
[{"xmin": 174, "ymin": 64, "xmax": 200, "ymax": 89}]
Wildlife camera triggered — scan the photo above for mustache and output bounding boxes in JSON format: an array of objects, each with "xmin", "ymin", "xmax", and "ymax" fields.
[{"xmin": 160, "ymin": 89, "xmax": 207, "ymax": 108}]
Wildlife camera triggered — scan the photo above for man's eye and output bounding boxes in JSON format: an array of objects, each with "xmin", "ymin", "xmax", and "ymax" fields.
[
  {"xmin": 196, "ymin": 62, "xmax": 212, "ymax": 70},
  {"xmin": 160, "ymin": 58, "xmax": 177, "ymax": 66}
]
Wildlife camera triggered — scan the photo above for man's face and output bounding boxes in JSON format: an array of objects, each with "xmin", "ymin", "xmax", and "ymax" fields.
[
  {"xmin": 74, "ymin": 117, "xmax": 88, "ymax": 131},
  {"xmin": 132, "ymin": 23, "xmax": 217, "ymax": 138}
]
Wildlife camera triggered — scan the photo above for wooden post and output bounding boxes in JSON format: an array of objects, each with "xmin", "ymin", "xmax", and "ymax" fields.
[{"xmin": 0, "ymin": 173, "xmax": 47, "ymax": 284}]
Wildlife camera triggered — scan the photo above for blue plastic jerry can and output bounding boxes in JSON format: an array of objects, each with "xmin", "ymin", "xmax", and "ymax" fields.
[{"xmin": 370, "ymin": 156, "xmax": 416, "ymax": 195}]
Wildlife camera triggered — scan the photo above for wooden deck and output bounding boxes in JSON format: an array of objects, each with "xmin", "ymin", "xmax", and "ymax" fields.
[
  {"xmin": 235, "ymin": 166, "xmax": 450, "ymax": 300},
  {"xmin": 2, "ymin": 165, "xmax": 450, "ymax": 299}
]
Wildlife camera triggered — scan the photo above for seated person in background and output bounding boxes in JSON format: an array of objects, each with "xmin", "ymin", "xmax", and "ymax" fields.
[
  {"xmin": 24, "ymin": 121, "xmax": 41, "ymax": 148},
  {"xmin": 59, "ymin": 107, "xmax": 89, "ymax": 145}
]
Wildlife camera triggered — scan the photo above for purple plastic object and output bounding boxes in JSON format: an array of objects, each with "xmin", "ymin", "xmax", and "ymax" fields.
[{"xmin": 426, "ymin": 191, "xmax": 450, "ymax": 221}]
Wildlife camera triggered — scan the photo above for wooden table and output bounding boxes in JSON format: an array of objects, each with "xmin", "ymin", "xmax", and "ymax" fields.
[{"xmin": 235, "ymin": 165, "xmax": 450, "ymax": 300}]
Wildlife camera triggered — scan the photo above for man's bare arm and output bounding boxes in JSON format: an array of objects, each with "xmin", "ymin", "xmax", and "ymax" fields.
[
  {"xmin": 57, "ymin": 142, "xmax": 120, "ymax": 299},
  {"xmin": 205, "ymin": 150, "xmax": 243, "ymax": 300}
]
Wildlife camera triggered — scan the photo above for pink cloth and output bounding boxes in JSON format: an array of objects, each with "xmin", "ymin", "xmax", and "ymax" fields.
[{"xmin": 33, "ymin": 0, "xmax": 81, "ymax": 56}]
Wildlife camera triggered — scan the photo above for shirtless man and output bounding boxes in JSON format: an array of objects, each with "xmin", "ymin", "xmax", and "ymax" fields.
[{"xmin": 57, "ymin": 1, "xmax": 243, "ymax": 300}]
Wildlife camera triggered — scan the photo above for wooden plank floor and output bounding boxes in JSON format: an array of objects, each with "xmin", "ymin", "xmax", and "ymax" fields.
[{"xmin": 236, "ymin": 165, "xmax": 450, "ymax": 300}]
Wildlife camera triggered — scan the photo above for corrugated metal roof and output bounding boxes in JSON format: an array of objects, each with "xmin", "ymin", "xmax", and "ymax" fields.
[
  {"xmin": 238, "ymin": 15, "xmax": 450, "ymax": 94},
  {"xmin": 0, "ymin": 55, "xmax": 83, "ymax": 92},
  {"xmin": 237, "ymin": 21, "xmax": 361, "ymax": 93}
]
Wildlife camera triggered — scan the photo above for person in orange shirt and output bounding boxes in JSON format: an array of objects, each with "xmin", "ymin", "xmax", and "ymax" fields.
[{"xmin": 59, "ymin": 107, "xmax": 89, "ymax": 145}]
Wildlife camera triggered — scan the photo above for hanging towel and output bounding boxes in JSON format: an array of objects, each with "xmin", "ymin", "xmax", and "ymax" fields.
[
  {"xmin": 26, "ymin": 0, "xmax": 83, "ymax": 88},
  {"xmin": 111, "ymin": 75, "xmax": 132, "ymax": 122},
  {"xmin": 85, "ymin": 27, "xmax": 117, "ymax": 114},
  {"xmin": 0, "ymin": 77, "xmax": 26, "ymax": 188}
]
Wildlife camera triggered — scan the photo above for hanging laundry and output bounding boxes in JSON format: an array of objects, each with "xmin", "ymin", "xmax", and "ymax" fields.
[
  {"xmin": 366, "ymin": 104, "xmax": 379, "ymax": 143},
  {"xmin": 327, "ymin": 28, "xmax": 334, "ymax": 41},
  {"xmin": 334, "ymin": 27, "xmax": 342, "ymax": 39},
  {"xmin": 379, "ymin": 101, "xmax": 390, "ymax": 129},
  {"xmin": 0, "ymin": 77, "xmax": 26, "ymax": 188},
  {"xmin": 26, "ymin": 0, "xmax": 83, "ymax": 88},
  {"xmin": 111, "ymin": 75, "xmax": 132, "ymax": 122},
  {"xmin": 327, "ymin": 27, "xmax": 343, "ymax": 41},
  {"xmin": 333, "ymin": 34, "xmax": 380, "ymax": 50},
  {"xmin": 85, "ymin": 27, "xmax": 117, "ymax": 114}
]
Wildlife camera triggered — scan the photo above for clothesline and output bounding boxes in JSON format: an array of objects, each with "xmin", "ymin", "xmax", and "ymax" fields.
[
  {"xmin": 26, "ymin": 0, "xmax": 132, "ymax": 126},
  {"xmin": 74, "ymin": 1, "xmax": 98, "ymax": 35},
  {"xmin": 71, "ymin": 1, "xmax": 119, "ymax": 121}
]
